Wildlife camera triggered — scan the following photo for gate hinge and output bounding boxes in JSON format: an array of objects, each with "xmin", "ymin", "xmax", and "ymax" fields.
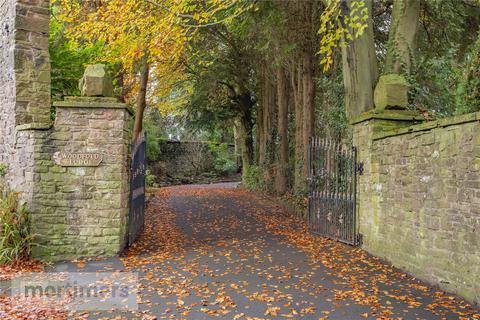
[{"xmin": 355, "ymin": 162, "xmax": 364, "ymax": 175}]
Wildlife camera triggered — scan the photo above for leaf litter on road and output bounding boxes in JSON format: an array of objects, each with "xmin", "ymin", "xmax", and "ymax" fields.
[{"xmin": 1, "ymin": 185, "xmax": 479, "ymax": 319}]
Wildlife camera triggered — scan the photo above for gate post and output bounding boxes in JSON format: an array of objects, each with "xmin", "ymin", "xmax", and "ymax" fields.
[
  {"xmin": 2, "ymin": 1, "xmax": 134, "ymax": 260},
  {"xmin": 351, "ymin": 110, "xmax": 423, "ymax": 251},
  {"xmin": 38, "ymin": 67, "xmax": 133, "ymax": 260}
]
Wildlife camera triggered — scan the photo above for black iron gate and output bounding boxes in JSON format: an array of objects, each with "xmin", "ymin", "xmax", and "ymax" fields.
[
  {"xmin": 128, "ymin": 131, "xmax": 146, "ymax": 246},
  {"xmin": 307, "ymin": 137, "xmax": 361, "ymax": 246}
]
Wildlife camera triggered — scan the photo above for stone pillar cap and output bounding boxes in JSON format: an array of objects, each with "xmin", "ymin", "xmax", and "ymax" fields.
[
  {"xmin": 79, "ymin": 64, "xmax": 114, "ymax": 97},
  {"xmin": 374, "ymin": 74, "xmax": 409, "ymax": 111}
]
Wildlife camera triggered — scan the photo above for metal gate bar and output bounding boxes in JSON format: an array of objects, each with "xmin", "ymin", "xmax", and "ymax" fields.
[
  {"xmin": 128, "ymin": 131, "xmax": 146, "ymax": 246},
  {"xmin": 307, "ymin": 137, "xmax": 360, "ymax": 246}
]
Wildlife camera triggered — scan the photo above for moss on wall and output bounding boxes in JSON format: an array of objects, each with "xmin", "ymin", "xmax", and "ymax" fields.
[{"xmin": 354, "ymin": 111, "xmax": 480, "ymax": 305}]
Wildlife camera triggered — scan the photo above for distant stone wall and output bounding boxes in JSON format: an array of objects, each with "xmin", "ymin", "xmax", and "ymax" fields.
[
  {"xmin": 353, "ymin": 111, "xmax": 480, "ymax": 305},
  {"xmin": 157, "ymin": 141, "xmax": 215, "ymax": 176},
  {"xmin": 151, "ymin": 140, "xmax": 237, "ymax": 185}
]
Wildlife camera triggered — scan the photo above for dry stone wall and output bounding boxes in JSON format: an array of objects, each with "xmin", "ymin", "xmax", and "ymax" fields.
[{"xmin": 353, "ymin": 111, "xmax": 480, "ymax": 305}]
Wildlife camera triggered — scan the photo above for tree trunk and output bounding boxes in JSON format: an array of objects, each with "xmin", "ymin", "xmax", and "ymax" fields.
[
  {"xmin": 262, "ymin": 70, "xmax": 275, "ymax": 188},
  {"xmin": 238, "ymin": 108, "xmax": 254, "ymax": 180},
  {"xmin": 263, "ymin": 74, "xmax": 274, "ymax": 162},
  {"xmin": 113, "ymin": 63, "xmax": 127, "ymax": 103},
  {"xmin": 235, "ymin": 118, "xmax": 248, "ymax": 173},
  {"xmin": 275, "ymin": 66, "xmax": 289, "ymax": 194},
  {"xmin": 233, "ymin": 122, "xmax": 242, "ymax": 171},
  {"xmin": 236, "ymin": 89, "xmax": 255, "ymax": 175},
  {"xmin": 257, "ymin": 68, "xmax": 266, "ymax": 166},
  {"xmin": 132, "ymin": 54, "xmax": 150, "ymax": 142},
  {"xmin": 256, "ymin": 102, "xmax": 264, "ymax": 165},
  {"xmin": 242, "ymin": 111, "xmax": 254, "ymax": 166},
  {"xmin": 291, "ymin": 61, "xmax": 304, "ymax": 194},
  {"xmin": 341, "ymin": 0, "xmax": 378, "ymax": 121},
  {"xmin": 385, "ymin": 0, "xmax": 421, "ymax": 75},
  {"xmin": 302, "ymin": 52, "xmax": 315, "ymax": 179}
]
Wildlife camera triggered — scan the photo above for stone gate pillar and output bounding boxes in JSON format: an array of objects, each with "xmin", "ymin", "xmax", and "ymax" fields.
[
  {"xmin": 42, "ymin": 95, "xmax": 132, "ymax": 260},
  {"xmin": 29, "ymin": 66, "xmax": 133, "ymax": 261},
  {"xmin": 1, "ymin": 0, "xmax": 134, "ymax": 260}
]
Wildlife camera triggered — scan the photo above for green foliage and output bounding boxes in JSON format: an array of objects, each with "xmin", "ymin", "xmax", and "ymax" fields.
[
  {"xmin": 0, "ymin": 192, "xmax": 32, "ymax": 264},
  {"xmin": 49, "ymin": 14, "xmax": 105, "ymax": 102},
  {"xmin": 315, "ymin": 74, "xmax": 349, "ymax": 141},
  {"xmin": 242, "ymin": 165, "xmax": 264, "ymax": 191},
  {"xmin": 458, "ymin": 34, "xmax": 480, "ymax": 113},
  {"xmin": 413, "ymin": 36, "xmax": 480, "ymax": 117},
  {"xmin": 413, "ymin": 49, "xmax": 461, "ymax": 117},
  {"xmin": 209, "ymin": 143, "xmax": 237, "ymax": 173},
  {"xmin": 0, "ymin": 163, "xmax": 7, "ymax": 178},
  {"xmin": 144, "ymin": 118, "xmax": 162, "ymax": 163},
  {"xmin": 143, "ymin": 108, "xmax": 189, "ymax": 162},
  {"xmin": 402, "ymin": 0, "xmax": 480, "ymax": 116},
  {"xmin": 145, "ymin": 169, "xmax": 157, "ymax": 188},
  {"xmin": 181, "ymin": 19, "xmax": 254, "ymax": 138},
  {"xmin": 418, "ymin": 0, "xmax": 479, "ymax": 58}
]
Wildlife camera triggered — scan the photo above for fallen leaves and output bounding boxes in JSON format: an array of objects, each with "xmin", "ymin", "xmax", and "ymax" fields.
[
  {"xmin": 0, "ymin": 258, "xmax": 44, "ymax": 281},
  {"xmin": 0, "ymin": 294, "xmax": 67, "ymax": 319},
  {"xmin": 264, "ymin": 306, "xmax": 280, "ymax": 316},
  {"xmin": 2, "ymin": 185, "xmax": 479, "ymax": 319}
]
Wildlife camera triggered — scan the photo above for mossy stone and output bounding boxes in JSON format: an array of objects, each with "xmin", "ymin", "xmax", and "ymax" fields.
[
  {"xmin": 374, "ymin": 74, "xmax": 409, "ymax": 110},
  {"xmin": 79, "ymin": 64, "xmax": 113, "ymax": 97}
]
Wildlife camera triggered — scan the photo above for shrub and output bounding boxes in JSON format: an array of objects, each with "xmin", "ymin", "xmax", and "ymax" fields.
[
  {"xmin": 208, "ymin": 143, "xmax": 237, "ymax": 174},
  {"xmin": 0, "ymin": 192, "xmax": 32, "ymax": 264},
  {"xmin": 145, "ymin": 169, "xmax": 157, "ymax": 188},
  {"xmin": 242, "ymin": 165, "xmax": 264, "ymax": 191}
]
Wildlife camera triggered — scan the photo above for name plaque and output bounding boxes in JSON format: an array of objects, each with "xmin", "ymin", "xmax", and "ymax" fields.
[{"xmin": 53, "ymin": 152, "xmax": 103, "ymax": 167}]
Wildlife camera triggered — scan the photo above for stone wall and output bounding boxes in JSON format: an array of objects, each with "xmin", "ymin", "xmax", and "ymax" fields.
[
  {"xmin": 151, "ymin": 140, "xmax": 238, "ymax": 185},
  {"xmin": 13, "ymin": 0, "xmax": 51, "ymax": 126},
  {"xmin": 0, "ymin": 0, "xmax": 17, "ymax": 163},
  {"xmin": 353, "ymin": 111, "xmax": 480, "ymax": 305},
  {"xmin": 31, "ymin": 97, "xmax": 133, "ymax": 260},
  {"xmin": 157, "ymin": 141, "xmax": 216, "ymax": 176},
  {"xmin": 0, "ymin": 0, "xmax": 51, "ymax": 200}
]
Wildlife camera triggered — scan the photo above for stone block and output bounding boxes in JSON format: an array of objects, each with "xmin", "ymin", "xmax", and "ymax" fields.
[
  {"xmin": 79, "ymin": 64, "xmax": 113, "ymax": 97},
  {"xmin": 374, "ymin": 74, "xmax": 409, "ymax": 110}
]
